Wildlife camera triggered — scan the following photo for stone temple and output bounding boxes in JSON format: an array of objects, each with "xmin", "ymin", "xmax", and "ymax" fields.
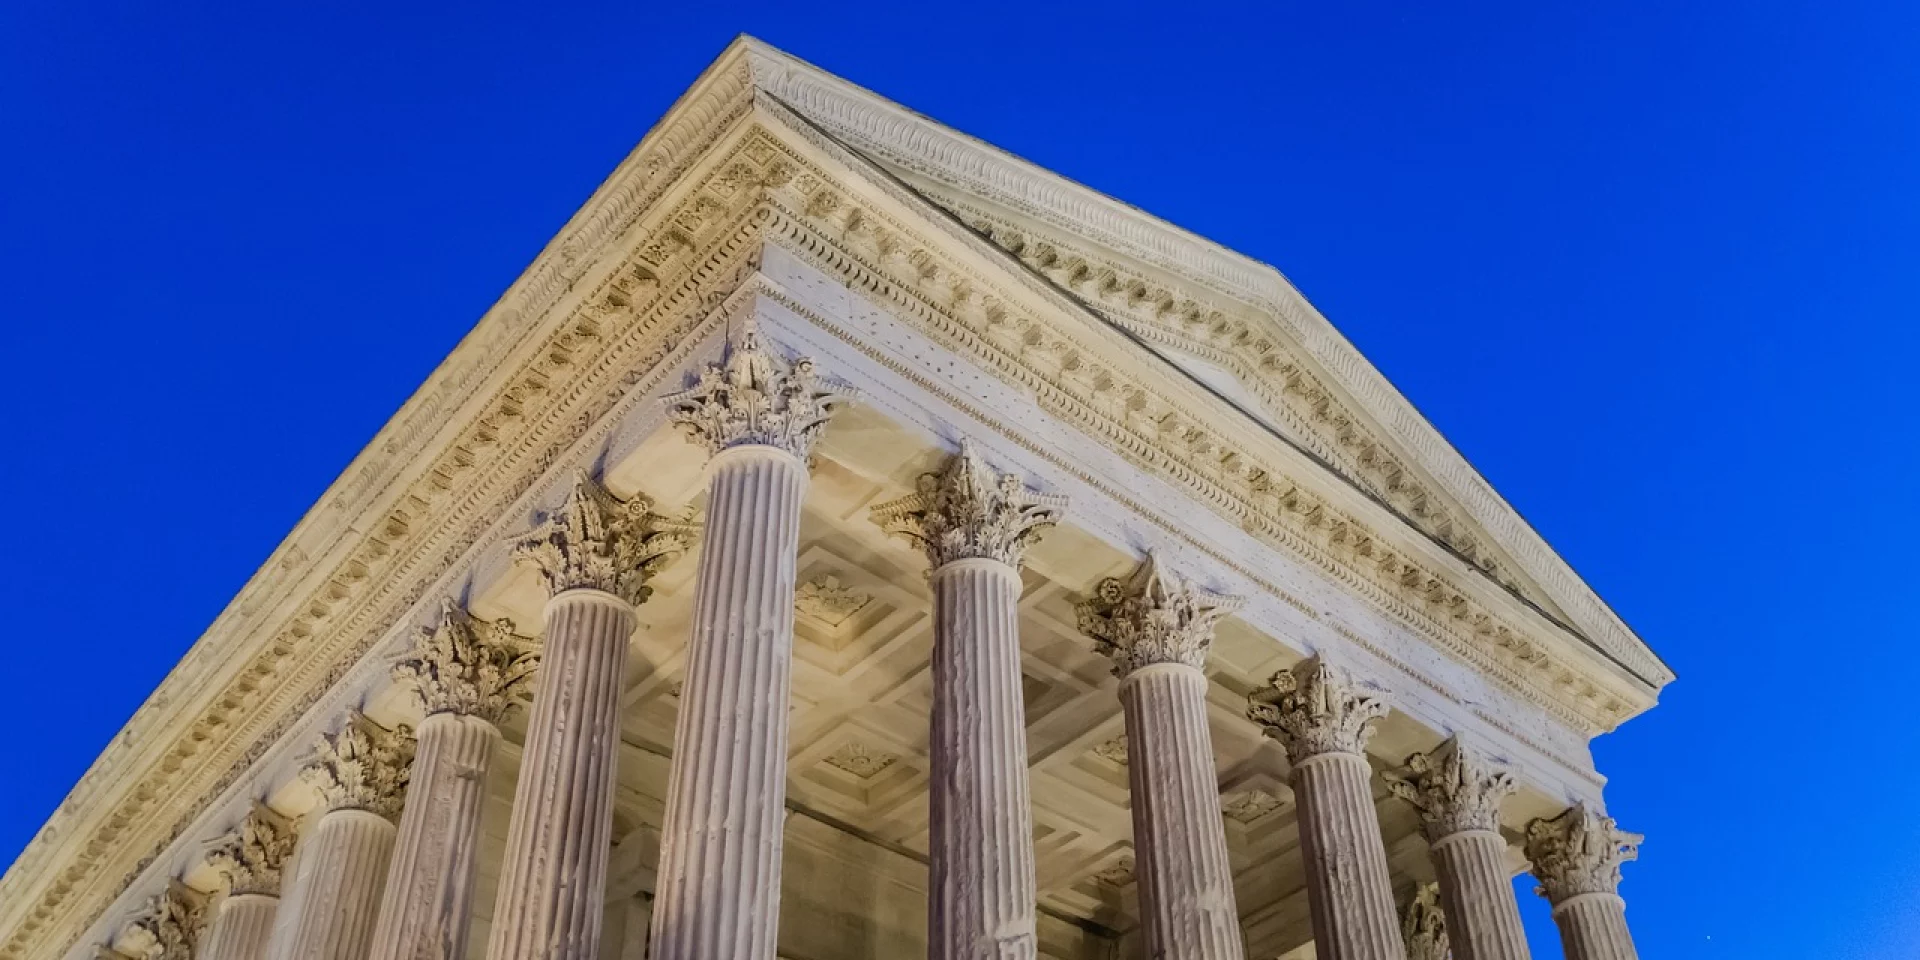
[{"xmin": 0, "ymin": 36, "xmax": 1668, "ymax": 960}]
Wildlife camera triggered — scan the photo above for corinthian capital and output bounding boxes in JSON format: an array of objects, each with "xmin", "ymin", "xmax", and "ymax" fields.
[
  {"xmin": 300, "ymin": 713, "xmax": 415, "ymax": 820},
  {"xmin": 663, "ymin": 326, "xmax": 855, "ymax": 458},
  {"xmin": 204, "ymin": 803, "xmax": 295, "ymax": 897},
  {"xmin": 121, "ymin": 883, "xmax": 202, "ymax": 960},
  {"xmin": 512, "ymin": 471, "xmax": 697, "ymax": 606},
  {"xmin": 1400, "ymin": 882, "xmax": 1448, "ymax": 960},
  {"xmin": 1385, "ymin": 735, "xmax": 1518, "ymax": 839},
  {"xmin": 870, "ymin": 439, "xmax": 1067, "ymax": 569},
  {"xmin": 393, "ymin": 599, "xmax": 538, "ymax": 724},
  {"xmin": 1246, "ymin": 657, "xmax": 1389, "ymax": 763},
  {"xmin": 1076, "ymin": 555, "xmax": 1243, "ymax": 677},
  {"xmin": 1524, "ymin": 802, "xmax": 1643, "ymax": 903}
]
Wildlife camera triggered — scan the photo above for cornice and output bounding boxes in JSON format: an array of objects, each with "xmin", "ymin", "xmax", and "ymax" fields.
[{"xmin": 729, "ymin": 37, "xmax": 1670, "ymax": 690}]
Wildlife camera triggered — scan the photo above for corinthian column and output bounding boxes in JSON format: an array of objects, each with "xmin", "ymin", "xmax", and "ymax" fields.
[
  {"xmin": 1524, "ymin": 803, "xmax": 1642, "ymax": 960},
  {"xmin": 203, "ymin": 803, "xmax": 295, "ymax": 960},
  {"xmin": 873, "ymin": 440, "xmax": 1067, "ymax": 960},
  {"xmin": 369, "ymin": 601, "xmax": 536, "ymax": 960},
  {"xmin": 486, "ymin": 473, "xmax": 693, "ymax": 960},
  {"xmin": 268, "ymin": 714, "xmax": 413, "ymax": 960},
  {"xmin": 1246, "ymin": 658, "xmax": 1404, "ymax": 960},
  {"xmin": 1076, "ymin": 555, "xmax": 1245, "ymax": 960},
  {"xmin": 121, "ymin": 883, "xmax": 204, "ymax": 960},
  {"xmin": 648, "ymin": 328, "xmax": 851, "ymax": 960},
  {"xmin": 1386, "ymin": 737, "xmax": 1529, "ymax": 960}
]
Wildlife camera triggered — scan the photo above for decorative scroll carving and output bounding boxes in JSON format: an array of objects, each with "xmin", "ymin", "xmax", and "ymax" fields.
[
  {"xmin": 1524, "ymin": 802, "xmax": 1643, "ymax": 902},
  {"xmin": 1386, "ymin": 736, "xmax": 1518, "ymax": 839},
  {"xmin": 662, "ymin": 324, "xmax": 854, "ymax": 457},
  {"xmin": 1076, "ymin": 554, "xmax": 1243, "ymax": 677},
  {"xmin": 119, "ymin": 884, "xmax": 201, "ymax": 960},
  {"xmin": 299, "ymin": 714, "xmax": 415, "ymax": 820},
  {"xmin": 1401, "ymin": 882, "xmax": 1449, "ymax": 960},
  {"xmin": 511, "ymin": 471, "xmax": 696, "ymax": 607},
  {"xmin": 392, "ymin": 599, "xmax": 539, "ymax": 724},
  {"xmin": 870, "ymin": 439, "xmax": 1067, "ymax": 569},
  {"xmin": 1246, "ymin": 657, "xmax": 1389, "ymax": 763},
  {"xmin": 204, "ymin": 803, "xmax": 295, "ymax": 897}
]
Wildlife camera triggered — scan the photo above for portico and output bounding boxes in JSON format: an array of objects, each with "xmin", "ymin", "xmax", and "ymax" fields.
[{"xmin": 3, "ymin": 37, "xmax": 1668, "ymax": 960}]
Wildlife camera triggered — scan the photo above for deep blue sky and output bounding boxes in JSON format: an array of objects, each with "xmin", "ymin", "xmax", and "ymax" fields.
[{"xmin": 3, "ymin": 2, "xmax": 1915, "ymax": 957}]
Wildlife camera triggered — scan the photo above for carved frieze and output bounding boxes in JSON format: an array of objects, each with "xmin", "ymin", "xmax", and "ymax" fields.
[
  {"xmin": 203, "ymin": 804, "xmax": 294, "ymax": 897},
  {"xmin": 1385, "ymin": 736, "xmax": 1518, "ymax": 840},
  {"xmin": 511, "ymin": 471, "xmax": 697, "ymax": 607},
  {"xmin": 870, "ymin": 439, "xmax": 1067, "ymax": 569},
  {"xmin": 1246, "ymin": 657, "xmax": 1390, "ymax": 763},
  {"xmin": 1075, "ymin": 554, "xmax": 1243, "ymax": 677},
  {"xmin": 1524, "ymin": 802, "xmax": 1642, "ymax": 903},
  {"xmin": 662, "ymin": 324, "xmax": 854, "ymax": 457}
]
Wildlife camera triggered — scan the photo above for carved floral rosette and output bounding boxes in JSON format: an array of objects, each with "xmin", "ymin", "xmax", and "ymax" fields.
[
  {"xmin": 662, "ymin": 325, "xmax": 854, "ymax": 457},
  {"xmin": 1385, "ymin": 735, "xmax": 1518, "ymax": 840},
  {"xmin": 392, "ymin": 599, "xmax": 539, "ymax": 725},
  {"xmin": 298, "ymin": 714, "xmax": 415, "ymax": 820},
  {"xmin": 511, "ymin": 471, "xmax": 697, "ymax": 607},
  {"xmin": 1076, "ymin": 554, "xmax": 1243, "ymax": 677},
  {"xmin": 1246, "ymin": 657, "xmax": 1390, "ymax": 764},
  {"xmin": 870, "ymin": 439, "xmax": 1067, "ymax": 569},
  {"xmin": 1524, "ymin": 801, "xmax": 1643, "ymax": 903},
  {"xmin": 203, "ymin": 803, "xmax": 295, "ymax": 897}
]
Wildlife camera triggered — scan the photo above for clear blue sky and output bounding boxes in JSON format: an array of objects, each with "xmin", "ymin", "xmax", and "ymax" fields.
[{"xmin": 3, "ymin": 2, "xmax": 1915, "ymax": 957}]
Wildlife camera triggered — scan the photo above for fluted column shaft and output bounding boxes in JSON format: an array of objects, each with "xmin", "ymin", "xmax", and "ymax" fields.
[
  {"xmin": 1550, "ymin": 894, "xmax": 1635, "ymax": 960},
  {"xmin": 1428, "ymin": 829, "xmax": 1530, "ymax": 960},
  {"xmin": 267, "ymin": 809, "xmax": 397, "ymax": 960},
  {"xmin": 648, "ymin": 446, "xmax": 808, "ymax": 960},
  {"xmin": 368, "ymin": 712, "xmax": 501, "ymax": 960},
  {"xmin": 1120, "ymin": 663, "xmax": 1243, "ymax": 960},
  {"xmin": 928, "ymin": 557, "xmax": 1038, "ymax": 960},
  {"xmin": 486, "ymin": 590, "xmax": 637, "ymax": 960},
  {"xmin": 1293, "ymin": 751, "xmax": 1406, "ymax": 960},
  {"xmin": 201, "ymin": 893, "xmax": 276, "ymax": 960}
]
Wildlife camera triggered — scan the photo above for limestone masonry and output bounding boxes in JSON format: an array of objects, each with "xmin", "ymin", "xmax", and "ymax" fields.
[{"xmin": 2, "ymin": 36, "xmax": 1664, "ymax": 960}]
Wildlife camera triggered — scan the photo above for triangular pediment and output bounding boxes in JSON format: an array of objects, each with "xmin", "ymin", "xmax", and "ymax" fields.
[{"xmin": 721, "ymin": 37, "xmax": 1669, "ymax": 692}]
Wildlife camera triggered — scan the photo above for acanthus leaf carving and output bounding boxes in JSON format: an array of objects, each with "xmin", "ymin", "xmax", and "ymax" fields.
[
  {"xmin": 392, "ymin": 599, "xmax": 538, "ymax": 725},
  {"xmin": 870, "ymin": 439, "xmax": 1067, "ymax": 569},
  {"xmin": 662, "ymin": 323, "xmax": 855, "ymax": 457},
  {"xmin": 298, "ymin": 713, "xmax": 414, "ymax": 820},
  {"xmin": 1245, "ymin": 656, "xmax": 1389, "ymax": 763},
  {"xmin": 1385, "ymin": 735, "xmax": 1518, "ymax": 839},
  {"xmin": 1075, "ymin": 554, "xmax": 1243, "ymax": 677},
  {"xmin": 1400, "ymin": 881, "xmax": 1448, "ymax": 960},
  {"xmin": 117, "ymin": 883, "xmax": 201, "ymax": 960},
  {"xmin": 203, "ymin": 803, "xmax": 294, "ymax": 897},
  {"xmin": 511, "ymin": 471, "xmax": 697, "ymax": 607},
  {"xmin": 1524, "ymin": 801, "xmax": 1642, "ymax": 903}
]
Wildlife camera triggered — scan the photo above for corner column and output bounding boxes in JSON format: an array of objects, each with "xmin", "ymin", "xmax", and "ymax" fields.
[
  {"xmin": 1247, "ymin": 658, "xmax": 1405, "ymax": 960},
  {"xmin": 267, "ymin": 714, "xmax": 414, "ymax": 960},
  {"xmin": 873, "ymin": 440, "xmax": 1067, "ymax": 960},
  {"xmin": 1386, "ymin": 737, "xmax": 1530, "ymax": 960},
  {"xmin": 1524, "ymin": 803, "xmax": 1643, "ymax": 960},
  {"xmin": 369, "ymin": 601, "xmax": 537, "ymax": 960},
  {"xmin": 1076, "ymin": 556, "xmax": 1245, "ymax": 960},
  {"xmin": 203, "ymin": 803, "xmax": 295, "ymax": 960},
  {"xmin": 485, "ymin": 474, "xmax": 694, "ymax": 960},
  {"xmin": 647, "ymin": 327, "xmax": 851, "ymax": 960}
]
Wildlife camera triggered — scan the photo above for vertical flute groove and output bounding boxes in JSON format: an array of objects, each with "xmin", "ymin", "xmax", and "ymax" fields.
[
  {"xmin": 1121, "ymin": 664, "xmax": 1244, "ymax": 960},
  {"xmin": 485, "ymin": 592, "xmax": 636, "ymax": 960},
  {"xmin": 649, "ymin": 448, "xmax": 807, "ymax": 960},
  {"xmin": 201, "ymin": 894, "xmax": 277, "ymax": 960},
  {"xmin": 1551, "ymin": 895, "xmax": 1636, "ymax": 960},
  {"xmin": 266, "ymin": 810, "xmax": 397, "ymax": 960},
  {"xmin": 1429, "ymin": 830, "xmax": 1531, "ymax": 960},
  {"xmin": 928, "ymin": 558, "xmax": 1037, "ymax": 960},
  {"xmin": 368, "ymin": 713, "xmax": 500, "ymax": 960},
  {"xmin": 1293, "ymin": 753, "xmax": 1407, "ymax": 960}
]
